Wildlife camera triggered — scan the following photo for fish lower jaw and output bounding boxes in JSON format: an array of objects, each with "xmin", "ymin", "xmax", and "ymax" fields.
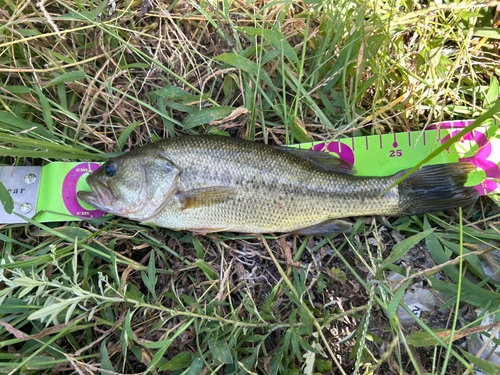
[
  {"xmin": 77, "ymin": 192, "xmax": 128, "ymax": 218},
  {"xmin": 77, "ymin": 191, "xmax": 101, "ymax": 208}
]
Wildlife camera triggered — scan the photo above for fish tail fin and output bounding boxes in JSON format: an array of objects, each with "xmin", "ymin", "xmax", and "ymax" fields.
[{"xmin": 397, "ymin": 163, "xmax": 479, "ymax": 216}]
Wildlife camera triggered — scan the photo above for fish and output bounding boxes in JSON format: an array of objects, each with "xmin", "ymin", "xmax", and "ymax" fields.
[{"xmin": 77, "ymin": 136, "xmax": 479, "ymax": 235}]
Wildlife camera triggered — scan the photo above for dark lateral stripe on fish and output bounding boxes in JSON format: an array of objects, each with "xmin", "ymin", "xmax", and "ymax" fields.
[{"xmin": 397, "ymin": 163, "xmax": 479, "ymax": 216}]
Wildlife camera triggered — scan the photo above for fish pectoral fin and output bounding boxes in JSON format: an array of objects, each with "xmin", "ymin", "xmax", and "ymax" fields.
[
  {"xmin": 294, "ymin": 219, "xmax": 352, "ymax": 235},
  {"xmin": 277, "ymin": 146, "xmax": 355, "ymax": 174},
  {"xmin": 176, "ymin": 187, "xmax": 236, "ymax": 210}
]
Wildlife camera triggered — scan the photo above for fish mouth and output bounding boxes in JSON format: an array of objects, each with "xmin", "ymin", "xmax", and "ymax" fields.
[{"xmin": 77, "ymin": 176, "xmax": 117, "ymax": 212}]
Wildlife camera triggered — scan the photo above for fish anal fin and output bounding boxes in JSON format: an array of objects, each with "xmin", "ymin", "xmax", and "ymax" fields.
[
  {"xmin": 294, "ymin": 219, "xmax": 352, "ymax": 235},
  {"xmin": 176, "ymin": 187, "xmax": 236, "ymax": 210},
  {"xmin": 278, "ymin": 147, "xmax": 355, "ymax": 174}
]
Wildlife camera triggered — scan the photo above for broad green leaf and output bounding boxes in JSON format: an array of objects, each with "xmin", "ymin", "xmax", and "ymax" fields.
[
  {"xmin": 153, "ymin": 85, "xmax": 210, "ymax": 103},
  {"xmin": 284, "ymin": 65, "xmax": 334, "ymax": 129},
  {"xmin": 117, "ymin": 121, "xmax": 141, "ymax": 150},
  {"xmin": 424, "ymin": 217, "xmax": 459, "ymax": 282},
  {"xmin": 0, "ymin": 356, "xmax": 56, "ymax": 371},
  {"xmin": 215, "ymin": 53, "xmax": 259, "ymax": 74},
  {"xmin": 141, "ymin": 271, "xmax": 154, "ymax": 296},
  {"xmin": 183, "ymin": 107, "xmax": 234, "ymax": 128},
  {"xmin": 0, "ymin": 112, "xmax": 55, "ymax": 139},
  {"xmin": 429, "ymin": 277, "xmax": 500, "ymax": 310},
  {"xmin": 428, "ymin": 46, "xmax": 443, "ymax": 68},
  {"xmin": 143, "ymin": 344, "xmax": 170, "ymax": 374},
  {"xmin": 0, "ymin": 148, "xmax": 104, "ymax": 159},
  {"xmin": 32, "ymin": 226, "xmax": 92, "ymax": 239},
  {"xmin": 299, "ymin": 307, "xmax": 313, "ymax": 334},
  {"xmin": 460, "ymin": 348, "xmax": 500, "ymax": 374},
  {"xmin": 186, "ymin": 357, "xmax": 204, "ymax": 375},
  {"xmin": 16, "ymin": 29, "xmax": 41, "ymax": 37},
  {"xmin": 386, "ymin": 279, "xmax": 412, "ymax": 320},
  {"xmin": 11, "ymin": 277, "xmax": 45, "ymax": 287},
  {"xmin": 0, "ymin": 298, "xmax": 34, "ymax": 314},
  {"xmin": 236, "ymin": 26, "xmax": 298, "ymax": 62},
  {"xmin": 100, "ymin": 340, "xmax": 114, "ymax": 374},
  {"xmin": 54, "ymin": 1, "xmax": 107, "ymax": 21},
  {"xmin": 192, "ymin": 237, "xmax": 205, "ymax": 259},
  {"xmin": 241, "ymin": 292, "xmax": 259, "ymax": 315},
  {"xmin": 0, "ymin": 182, "xmax": 14, "ymax": 214},
  {"xmin": 356, "ymin": 75, "xmax": 378, "ymax": 102},
  {"xmin": 0, "ymin": 133, "xmax": 102, "ymax": 159},
  {"xmin": 142, "ymin": 318, "xmax": 194, "ymax": 375},
  {"xmin": 144, "ymin": 250, "xmax": 158, "ymax": 299},
  {"xmin": 264, "ymin": 28, "xmax": 298, "ymax": 62},
  {"xmin": 28, "ymin": 297, "xmax": 85, "ymax": 321},
  {"xmin": 378, "ymin": 228, "xmax": 434, "ymax": 271},
  {"xmin": 195, "ymin": 259, "xmax": 218, "ymax": 280},
  {"xmin": 42, "ymin": 71, "xmax": 87, "ymax": 88},
  {"xmin": 291, "ymin": 116, "xmax": 314, "ymax": 142},
  {"xmin": 122, "ymin": 63, "xmax": 151, "ymax": 69},
  {"xmin": 158, "ymin": 352, "xmax": 193, "ymax": 371},
  {"xmin": 0, "ymin": 233, "xmax": 31, "ymax": 248},
  {"xmin": 125, "ymin": 283, "xmax": 142, "ymax": 301},
  {"xmin": 209, "ymin": 333, "xmax": 233, "ymax": 364},
  {"xmin": 160, "ymin": 100, "xmax": 199, "ymax": 114},
  {"xmin": 123, "ymin": 309, "xmax": 135, "ymax": 343},
  {"xmin": 223, "ymin": 74, "xmax": 235, "ymax": 99},
  {"xmin": 471, "ymin": 27, "xmax": 500, "ymax": 39},
  {"xmin": 407, "ymin": 330, "xmax": 448, "ymax": 347},
  {"xmin": 321, "ymin": 39, "xmax": 360, "ymax": 94},
  {"xmin": 316, "ymin": 358, "xmax": 332, "ymax": 372},
  {"xmin": 34, "ymin": 86, "xmax": 53, "ymax": 132},
  {"xmin": 214, "ymin": 53, "xmax": 273, "ymax": 87},
  {"xmin": 440, "ymin": 238, "xmax": 487, "ymax": 280},
  {"xmin": 365, "ymin": 34, "xmax": 385, "ymax": 59},
  {"xmin": 486, "ymin": 75, "xmax": 499, "ymax": 109},
  {"xmin": 260, "ymin": 48, "xmax": 282, "ymax": 65},
  {"xmin": 58, "ymin": 82, "xmax": 68, "ymax": 110},
  {"xmin": 156, "ymin": 99, "xmax": 174, "ymax": 136},
  {"xmin": 4, "ymin": 86, "xmax": 32, "ymax": 94}
]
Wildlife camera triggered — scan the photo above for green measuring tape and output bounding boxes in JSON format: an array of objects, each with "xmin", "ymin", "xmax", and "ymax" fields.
[{"xmin": 1, "ymin": 119, "xmax": 498, "ymax": 224}]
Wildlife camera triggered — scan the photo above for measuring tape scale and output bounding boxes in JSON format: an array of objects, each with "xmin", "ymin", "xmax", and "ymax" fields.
[{"xmin": 1, "ymin": 119, "xmax": 498, "ymax": 224}]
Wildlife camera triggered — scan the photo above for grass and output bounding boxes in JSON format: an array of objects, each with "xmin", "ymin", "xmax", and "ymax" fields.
[{"xmin": 1, "ymin": 0, "xmax": 500, "ymax": 373}]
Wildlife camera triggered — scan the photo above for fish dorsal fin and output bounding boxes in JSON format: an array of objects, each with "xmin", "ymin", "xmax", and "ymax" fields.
[
  {"xmin": 293, "ymin": 219, "xmax": 352, "ymax": 235},
  {"xmin": 277, "ymin": 147, "xmax": 355, "ymax": 174},
  {"xmin": 176, "ymin": 187, "xmax": 236, "ymax": 210}
]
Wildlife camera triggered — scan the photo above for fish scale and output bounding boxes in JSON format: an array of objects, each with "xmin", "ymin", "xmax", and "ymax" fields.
[
  {"xmin": 141, "ymin": 137, "xmax": 398, "ymax": 232},
  {"xmin": 78, "ymin": 136, "xmax": 477, "ymax": 234}
]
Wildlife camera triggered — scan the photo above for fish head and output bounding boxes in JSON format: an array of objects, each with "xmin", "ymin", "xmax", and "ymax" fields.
[{"xmin": 77, "ymin": 151, "xmax": 180, "ymax": 220}]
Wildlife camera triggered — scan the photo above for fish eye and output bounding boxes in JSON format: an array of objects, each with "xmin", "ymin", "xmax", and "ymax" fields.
[{"xmin": 104, "ymin": 162, "xmax": 117, "ymax": 177}]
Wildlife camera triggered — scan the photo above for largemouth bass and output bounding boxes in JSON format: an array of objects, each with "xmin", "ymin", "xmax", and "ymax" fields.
[{"xmin": 77, "ymin": 136, "xmax": 478, "ymax": 235}]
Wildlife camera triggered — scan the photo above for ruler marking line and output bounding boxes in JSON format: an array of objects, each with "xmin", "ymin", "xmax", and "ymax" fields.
[{"xmin": 393, "ymin": 133, "xmax": 398, "ymax": 148}]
